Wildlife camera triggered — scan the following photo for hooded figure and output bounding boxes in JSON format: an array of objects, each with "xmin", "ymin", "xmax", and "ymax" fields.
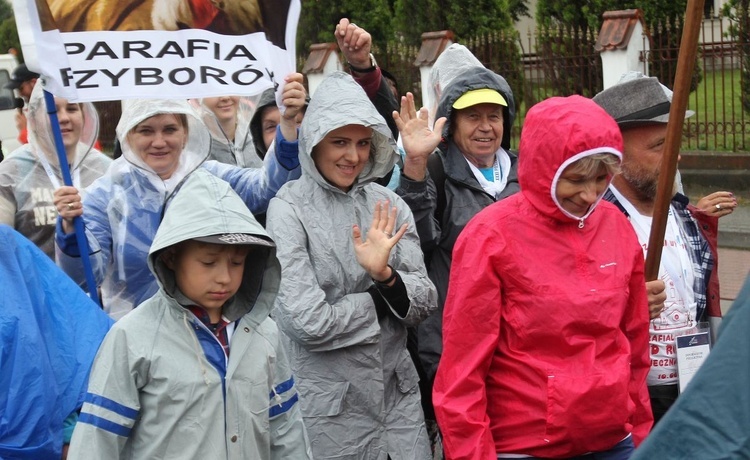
[
  {"xmin": 427, "ymin": 43, "xmax": 484, "ymax": 124},
  {"xmin": 249, "ymin": 87, "xmax": 278, "ymax": 161},
  {"xmin": 0, "ymin": 224, "xmax": 112, "ymax": 459},
  {"xmin": 434, "ymin": 96, "xmax": 653, "ymax": 459},
  {"xmin": 266, "ymin": 72, "xmax": 437, "ymax": 459},
  {"xmin": 56, "ymin": 98, "xmax": 300, "ymax": 320},
  {"xmin": 0, "ymin": 84, "xmax": 111, "ymax": 258},
  {"xmin": 192, "ymin": 95, "xmax": 263, "ymax": 168},
  {"xmin": 67, "ymin": 169, "xmax": 310, "ymax": 459},
  {"xmin": 400, "ymin": 66, "xmax": 520, "ymax": 382}
]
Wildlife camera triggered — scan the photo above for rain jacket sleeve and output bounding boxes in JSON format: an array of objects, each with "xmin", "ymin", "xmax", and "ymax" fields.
[
  {"xmin": 433, "ymin": 220, "xmax": 504, "ymax": 460},
  {"xmin": 395, "ymin": 171, "xmax": 440, "ymax": 258},
  {"xmin": 202, "ymin": 138, "xmax": 301, "ymax": 215},
  {"xmin": 622, "ymin": 246, "xmax": 653, "ymax": 446},
  {"xmin": 379, "ymin": 193, "xmax": 437, "ymax": 326},
  {"xmin": 68, "ymin": 325, "xmax": 146, "ymax": 459},
  {"xmin": 266, "ymin": 198, "xmax": 382, "ymax": 352},
  {"xmin": 267, "ymin": 321, "xmax": 313, "ymax": 459}
]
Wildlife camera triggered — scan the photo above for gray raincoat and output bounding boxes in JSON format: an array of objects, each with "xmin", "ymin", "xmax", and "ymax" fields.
[
  {"xmin": 0, "ymin": 84, "xmax": 111, "ymax": 258},
  {"xmin": 266, "ymin": 72, "xmax": 437, "ymax": 460},
  {"xmin": 68, "ymin": 169, "xmax": 311, "ymax": 459},
  {"xmin": 56, "ymin": 98, "xmax": 300, "ymax": 319}
]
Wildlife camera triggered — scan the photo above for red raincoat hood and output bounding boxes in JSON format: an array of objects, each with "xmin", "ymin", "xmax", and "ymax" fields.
[{"xmin": 518, "ymin": 95, "xmax": 623, "ymax": 223}]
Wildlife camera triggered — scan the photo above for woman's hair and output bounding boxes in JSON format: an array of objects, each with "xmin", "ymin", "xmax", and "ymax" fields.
[
  {"xmin": 567, "ymin": 152, "xmax": 621, "ymax": 177},
  {"xmin": 176, "ymin": 113, "xmax": 188, "ymax": 131},
  {"xmin": 130, "ymin": 113, "xmax": 189, "ymax": 135}
]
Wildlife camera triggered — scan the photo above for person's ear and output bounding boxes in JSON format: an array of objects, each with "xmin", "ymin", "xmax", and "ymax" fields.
[{"xmin": 161, "ymin": 248, "xmax": 177, "ymax": 270}]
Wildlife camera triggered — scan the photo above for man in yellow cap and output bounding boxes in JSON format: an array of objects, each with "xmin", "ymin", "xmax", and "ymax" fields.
[{"xmin": 394, "ymin": 67, "xmax": 519, "ymax": 445}]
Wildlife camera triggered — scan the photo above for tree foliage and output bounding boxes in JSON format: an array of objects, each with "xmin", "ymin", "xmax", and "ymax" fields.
[
  {"xmin": 392, "ymin": 0, "xmax": 448, "ymax": 43},
  {"xmin": 297, "ymin": 0, "xmax": 394, "ymax": 57},
  {"xmin": 298, "ymin": 0, "xmax": 520, "ymax": 48},
  {"xmin": 0, "ymin": 3, "xmax": 21, "ymax": 62},
  {"xmin": 535, "ymin": 0, "xmax": 692, "ymax": 31},
  {"xmin": 443, "ymin": 0, "xmax": 515, "ymax": 39}
]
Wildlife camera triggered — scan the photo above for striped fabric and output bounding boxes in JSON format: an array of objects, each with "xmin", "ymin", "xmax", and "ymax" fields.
[
  {"xmin": 78, "ymin": 392, "xmax": 139, "ymax": 437},
  {"xmin": 269, "ymin": 376, "xmax": 299, "ymax": 418}
]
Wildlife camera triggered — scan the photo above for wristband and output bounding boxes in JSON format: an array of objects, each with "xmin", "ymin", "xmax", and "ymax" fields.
[{"xmin": 373, "ymin": 265, "xmax": 397, "ymax": 286}]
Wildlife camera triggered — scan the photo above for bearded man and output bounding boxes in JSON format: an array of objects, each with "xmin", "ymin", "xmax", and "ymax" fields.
[{"xmin": 594, "ymin": 76, "xmax": 724, "ymax": 425}]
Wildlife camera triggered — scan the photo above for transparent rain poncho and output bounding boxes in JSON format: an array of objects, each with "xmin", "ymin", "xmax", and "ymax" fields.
[
  {"xmin": 190, "ymin": 94, "xmax": 264, "ymax": 168},
  {"xmin": 57, "ymin": 99, "xmax": 211, "ymax": 319},
  {"xmin": 57, "ymin": 97, "xmax": 300, "ymax": 320},
  {"xmin": 427, "ymin": 43, "xmax": 484, "ymax": 126},
  {"xmin": 0, "ymin": 84, "xmax": 110, "ymax": 258}
]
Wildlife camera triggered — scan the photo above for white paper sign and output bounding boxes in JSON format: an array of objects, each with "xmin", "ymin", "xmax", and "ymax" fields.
[{"xmin": 12, "ymin": 0, "xmax": 300, "ymax": 102}]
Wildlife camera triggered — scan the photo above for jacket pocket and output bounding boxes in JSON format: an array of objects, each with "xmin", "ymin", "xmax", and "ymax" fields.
[
  {"xmin": 298, "ymin": 380, "xmax": 349, "ymax": 417},
  {"xmin": 544, "ymin": 370, "xmax": 632, "ymax": 452},
  {"xmin": 395, "ymin": 353, "xmax": 420, "ymax": 394}
]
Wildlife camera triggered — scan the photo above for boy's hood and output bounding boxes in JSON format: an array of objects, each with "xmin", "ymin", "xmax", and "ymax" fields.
[{"xmin": 148, "ymin": 169, "xmax": 279, "ymax": 322}]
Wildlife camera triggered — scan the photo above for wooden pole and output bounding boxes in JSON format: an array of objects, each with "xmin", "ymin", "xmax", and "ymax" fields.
[{"xmin": 644, "ymin": 0, "xmax": 705, "ymax": 280}]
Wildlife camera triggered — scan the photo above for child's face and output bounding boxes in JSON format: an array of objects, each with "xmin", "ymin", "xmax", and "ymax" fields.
[{"xmin": 166, "ymin": 241, "xmax": 250, "ymax": 317}]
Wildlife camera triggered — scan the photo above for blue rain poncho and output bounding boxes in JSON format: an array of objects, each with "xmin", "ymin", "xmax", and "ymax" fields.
[{"xmin": 0, "ymin": 224, "xmax": 113, "ymax": 459}]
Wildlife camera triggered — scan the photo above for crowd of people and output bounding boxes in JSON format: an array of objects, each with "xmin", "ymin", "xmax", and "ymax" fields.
[{"xmin": 0, "ymin": 17, "xmax": 743, "ymax": 460}]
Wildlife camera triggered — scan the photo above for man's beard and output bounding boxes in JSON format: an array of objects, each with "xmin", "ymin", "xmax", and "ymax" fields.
[
  {"xmin": 621, "ymin": 166, "xmax": 658, "ymax": 201},
  {"xmin": 621, "ymin": 166, "xmax": 679, "ymax": 201}
]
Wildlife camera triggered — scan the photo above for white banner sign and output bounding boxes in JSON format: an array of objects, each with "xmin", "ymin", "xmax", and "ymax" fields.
[{"xmin": 12, "ymin": 0, "xmax": 300, "ymax": 102}]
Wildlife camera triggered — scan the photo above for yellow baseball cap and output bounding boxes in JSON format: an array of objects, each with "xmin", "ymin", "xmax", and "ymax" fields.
[{"xmin": 452, "ymin": 88, "xmax": 507, "ymax": 110}]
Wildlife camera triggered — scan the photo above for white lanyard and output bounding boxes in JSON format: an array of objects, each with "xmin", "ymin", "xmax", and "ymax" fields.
[
  {"xmin": 467, "ymin": 149, "xmax": 510, "ymax": 199},
  {"xmin": 38, "ymin": 151, "xmax": 80, "ymax": 190}
]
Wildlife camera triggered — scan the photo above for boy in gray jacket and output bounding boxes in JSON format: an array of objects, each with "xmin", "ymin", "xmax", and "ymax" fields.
[{"xmin": 67, "ymin": 169, "xmax": 310, "ymax": 459}]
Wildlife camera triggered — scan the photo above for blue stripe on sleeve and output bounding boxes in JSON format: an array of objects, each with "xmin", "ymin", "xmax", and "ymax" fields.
[
  {"xmin": 269, "ymin": 393, "xmax": 298, "ymax": 418},
  {"xmin": 269, "ymin": 376, "xmax": 295, "ymax": 399},
  {"xmin": 78, "ymin": 412, "xmax": 133, "ymax": 437},
  {"xmin": 84, "ymin": 393, "xmax": 139, "ymax": 420}
]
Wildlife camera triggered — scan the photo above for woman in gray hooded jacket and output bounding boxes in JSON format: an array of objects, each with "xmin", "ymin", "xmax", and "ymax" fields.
[{"xmin": 266, "ymin": 72, "xmax": 437, "ymax": 460}]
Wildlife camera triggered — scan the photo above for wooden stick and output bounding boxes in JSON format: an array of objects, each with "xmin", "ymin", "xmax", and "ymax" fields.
[{"xmin": 644, "ymin": 0, "xmax": 705, "ymax": 280}]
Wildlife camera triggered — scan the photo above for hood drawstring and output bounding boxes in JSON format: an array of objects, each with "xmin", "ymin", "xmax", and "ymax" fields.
[
  {"xmin": 261, "ymin": 332, "xmax": 283, "ymax": 410},
  {"xmin": 267, "ymin": 352, "xmax": 283, "ymax": 409},
  {"xmin": 184, "ymin": 312, "xmax": 211, "ymax": 386}
]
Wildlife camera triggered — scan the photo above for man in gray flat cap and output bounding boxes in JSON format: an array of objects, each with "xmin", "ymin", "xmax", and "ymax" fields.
[{"xmin": 593, "ymin": 75, "xmax": 724, "ymax": 426}]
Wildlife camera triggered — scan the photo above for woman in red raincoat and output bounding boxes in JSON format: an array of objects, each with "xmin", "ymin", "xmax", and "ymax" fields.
[{"xmin": 433, "ymin": 95, "xmax": 653, "ymax": 460}]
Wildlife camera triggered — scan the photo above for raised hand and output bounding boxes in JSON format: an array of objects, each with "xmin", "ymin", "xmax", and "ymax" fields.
[
  {"xmin": 352, "ymin": 200, "xmax": 408, "ymax": 283},
  {"xmin": 335, "ymin": 18, "xmax": 372, "ymax": 70},
  {"xmin": 393, "ymin": 92, "xmax": 447, "ymax": 181},
  {"xmin": 279, "ymin": 72, "xmax": 306, "ymax": 141}
]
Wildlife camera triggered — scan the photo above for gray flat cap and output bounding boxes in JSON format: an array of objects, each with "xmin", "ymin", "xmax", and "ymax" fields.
[{"xmin": 593, "ymin": 76, "xmax": 692, "ymax": 128}]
